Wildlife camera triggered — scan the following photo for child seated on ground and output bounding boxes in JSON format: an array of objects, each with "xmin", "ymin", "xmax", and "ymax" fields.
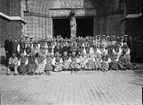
[
  {"xmin": 70, "ymin": 50, "xmax": 80, "ymax": 73},
  {"xmin": 44, "ymin": 53, "xmax": 53, "ymax": 75},
  {"xmin": 34, "ymin": 52, "xmax": 47, "ymax": 75},
  {"xmin": 101, "ymin": 55, "xmax": 109, "ymax": 72},
  {"xmin": 52, "ymin": 51, "xmax": 63, "ymax": 72},
  {"xmin": 62, "ymin": 51, "xmax": 71, "ymax": 71}
]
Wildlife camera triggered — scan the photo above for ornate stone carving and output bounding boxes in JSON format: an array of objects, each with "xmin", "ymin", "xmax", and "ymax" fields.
[
  {"xmin": 50, "ymin": 9, "xmax": 96, "ymax": 17},
  {"xmin": 70, "ymin": 11, "xmax": 76, "ymax": 38},
  {"xmin": 51, "ymin": 0, "xmax": 94, "ymax": 9}
]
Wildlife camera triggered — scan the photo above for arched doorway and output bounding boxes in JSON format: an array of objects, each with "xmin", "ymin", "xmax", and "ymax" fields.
[
  {"xmin": 53, "ymin": 18, "xmax": 71, "ymax": 38},
  {"xmin": 53, "ymin": 16, "xmax": 94, "ymax": 38},
  {"xmin": 76, "ymin": 17, "xmax": 94, "ymax": 37}
]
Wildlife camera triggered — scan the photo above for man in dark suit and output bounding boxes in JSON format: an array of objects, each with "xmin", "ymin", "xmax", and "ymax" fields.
[{"xmin": 4, "ymin": 35, "xmax": 13, "ymax": 66}]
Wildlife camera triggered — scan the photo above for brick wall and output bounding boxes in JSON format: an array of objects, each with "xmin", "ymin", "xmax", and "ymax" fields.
[
  {"xmin": 124, "ymin": 0, "xmax": 143, "ymax": 37},
  {"xmin": 0, "ymin": 0, "xmax": 9, "ymax": 15},
  {"xmin": 0, "ymin": 0, "xmax": 24, "ymax": 46},
  {"xmin": 9, "ymin": 0, "xmax": 21, "ymax": 16},
  {"xmin": 96, "ymin": 0, "xmax": 125, "ymax": 36},
  {"xmin": 23, "ymin": 12, "xmax": 52, "ymax": 40}
]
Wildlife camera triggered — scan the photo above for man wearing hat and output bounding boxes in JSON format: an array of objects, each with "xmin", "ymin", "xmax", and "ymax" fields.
[
  {"xmin": 13, "ymin": 37, "xmax": 19, "ymax": 56},
  {"xmin": 24, "ymin": 35, "xmax": 33, "ymax": 56},
  {"xmin": 29, "ymin": 36, "xmax": 34, "ymax": 52},
  {"xmin": 24, "ymin": 35, "xmax": 29, "ymax": 44}
]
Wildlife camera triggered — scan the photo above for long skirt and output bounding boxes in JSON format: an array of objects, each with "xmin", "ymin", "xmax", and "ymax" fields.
[
  {"xmin": 109, "ymin": 61, "xmax": 119, "ymax": 70},
  {"xmin": 71, "ymin": 62, "xmax": 81, "ymax": 70},
  {"xmin": 54, "ymin": 63, "xmax": 63, "ymax": 72},
  {"xmin": 118, "ymin": 54, "xmax": 133, "ymax": 70},
  {"xmin": 63, "ymin": 60, "xmax": 71, "ymax": 70},
  {"xmin": 101, "ymin": 61, "xmax": 109, "ymax": 71},
  {"xmin": 85, "ymin": 60, "xmax": 95, "ymax": 70},
  {"xmin": 18, "ymin": 64, "xmax": 28, "ymax": 74},
  {"xmin": 118, "ymin": 62, "xmax": 133, "ymax": 70},
  {"xmin": 27, "ymin": 63, "xmax": 37, "ymax": 74},
  {"xmin": 35, "ymin": 61, "xmax": 46, "ymax": 73},
  {"xmin": 80, "ymin": 61, "xmax": 86, "ymax": 69},
  {"xmin": 45, "ymin": 62, "xmax": 53, "ymax": 71},
  {"xmin": 94, "ymin": 61, "xmax": 101, "ymax": 70},
  {"xmin": 80, "ymin": 59, "xmax": 88, "ymax": 69}
]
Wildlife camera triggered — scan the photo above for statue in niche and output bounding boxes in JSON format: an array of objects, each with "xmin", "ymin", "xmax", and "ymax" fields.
[{"xmin": 70, "ymin": 11, "xmax": 77, "ymax": 38}]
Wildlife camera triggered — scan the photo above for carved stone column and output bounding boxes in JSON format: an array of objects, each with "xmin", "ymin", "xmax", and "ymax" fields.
[{"xmin": 70, "ymin": 10, "xmax": 77, "ymax": 38}]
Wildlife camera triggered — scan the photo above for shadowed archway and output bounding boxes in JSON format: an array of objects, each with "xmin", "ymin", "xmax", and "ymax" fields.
[{"xmin": 53, "ymin": 18, "xmax": 70, "ymax": 38}]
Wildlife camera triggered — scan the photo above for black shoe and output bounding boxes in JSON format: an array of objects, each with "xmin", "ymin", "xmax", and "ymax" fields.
[
  {"xmin": 6, "ymin": 73, "xmax": 10, "ymax": 76},
  {"xmin": 34, "ymin": 73, "xmax": 38, "ymax": 75},
  {"xmin": 14, "ymin": 73, "xmax": 18, "ymax": 76},
  {"xmin": 28, "ymin": 72, "xmax": 33, "ymax": 75}
]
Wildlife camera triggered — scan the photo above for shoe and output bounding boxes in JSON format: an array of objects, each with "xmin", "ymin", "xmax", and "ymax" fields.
[
  {"xmin": 34, "ymin": 72, "xmax": 38, "ymax": 75},
  {"xmin": 14, "ymin": 73, "xmax": 18, "ymax": 76},
  {"xmin": 6, "ymin": 73, "xmax": 10, "ymax": 76}
]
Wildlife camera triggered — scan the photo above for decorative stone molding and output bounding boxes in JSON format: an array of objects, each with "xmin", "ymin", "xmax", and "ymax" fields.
[
  {"xmin": 51, "ymin": 0, "xmax": 94, "ymax": 9},
  {"xmin": 98, "ymin": 9, "xmax": 124, "ymax": 17},
  {"xmin": 0, "ymin": 12, "xmax": 26, "ymax": 24},
  {"xmin": 50, "ymin": 9, "xmax": 96, "ymax": 17},
  {"xmin": 121, "ymin": 12, "xmax": 142, "ymax": 22},
  {"xmin": 126, "ymin": 12, "xmax": 142, "ymax": 18},
  {"xmin": 24, "ymin": 11, "xmax": 49, "ymax": 18}
]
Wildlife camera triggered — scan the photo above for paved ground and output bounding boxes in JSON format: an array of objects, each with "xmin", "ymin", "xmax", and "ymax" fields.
[{"xmin": 0, "ymin": 70, "xmax": 142, "ymax": 105}]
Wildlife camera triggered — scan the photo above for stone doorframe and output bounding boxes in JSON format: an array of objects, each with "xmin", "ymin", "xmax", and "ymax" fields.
[{"xmin": 49, "ymin": 8, "xmax": 96, "ymax": 38}]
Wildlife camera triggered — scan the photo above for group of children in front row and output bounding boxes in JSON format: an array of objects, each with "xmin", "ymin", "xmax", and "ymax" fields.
[{"xmin": 7, "ymin": 37, "xmax": 136, "ymax": 75}]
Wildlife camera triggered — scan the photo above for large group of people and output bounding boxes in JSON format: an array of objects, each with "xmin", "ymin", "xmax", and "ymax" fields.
[{"xmin": 4, "ymin": 34, "xmax": 136, "ymax": 75}]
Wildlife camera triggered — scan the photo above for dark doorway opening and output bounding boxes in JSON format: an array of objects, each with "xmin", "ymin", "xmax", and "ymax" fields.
[
  {"xmin": 53, "ymin": 18, "xmax": 70, "ymax": 39},
  {"xmin": 76, "ymin": 17, "xmax": 94, "ymax": 37}
]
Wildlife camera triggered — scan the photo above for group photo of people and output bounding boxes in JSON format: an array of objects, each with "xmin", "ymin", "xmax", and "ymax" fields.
[{"xmin": 4, "ymin": 34, "xmax": 137, "ymax": 76}]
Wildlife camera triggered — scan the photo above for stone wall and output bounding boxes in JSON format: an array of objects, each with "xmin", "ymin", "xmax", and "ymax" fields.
[
  {"xmin": 23, "ymin": 0, "xmax": 96, "ymax": 39},
  {"xmin": 0, "ymin": 0, "xmax": 9, "ymax": 15},
  {"xmin": 124, "ymin": 0, "xmax": 143, "ymax": 37},
  {"xmin": 23, "ymin": 12, "xmax": 52, "ymax": 39},
  {"xmin": 99, "ymin": 13, "xmax": 124, "ymax": 36},
  {"xmin": 0, "ymin": 0, "xmax": 24, "ymax": 46},
  {"xmin": 24, "ymin": 0, "xmax": 126, "ymax": 38},
  {"xmin": 23, "ymin": 0, "xmax": 52, "ymax": 39},
  {"xmin": 0, "ymin": 0, "xmax": 127, "ymax": 44},
  {"xmin": 95, "ymin": 0, "xmax": 125, "ymax": 36}
]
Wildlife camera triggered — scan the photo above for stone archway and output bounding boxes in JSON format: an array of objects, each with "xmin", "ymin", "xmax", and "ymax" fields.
[
  {"xmin": 50, "ymin": 0, "xmax": 96, "ymax": 38},
  {"xmin": 23, "ymin": 0, "xmax": 97, "ymax": 39}
]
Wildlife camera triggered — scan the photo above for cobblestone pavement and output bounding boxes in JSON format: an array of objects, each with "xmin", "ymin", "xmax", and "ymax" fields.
[{"xmin": 0, "ymin": 70, "xmax": 142, "ymax": 105}]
